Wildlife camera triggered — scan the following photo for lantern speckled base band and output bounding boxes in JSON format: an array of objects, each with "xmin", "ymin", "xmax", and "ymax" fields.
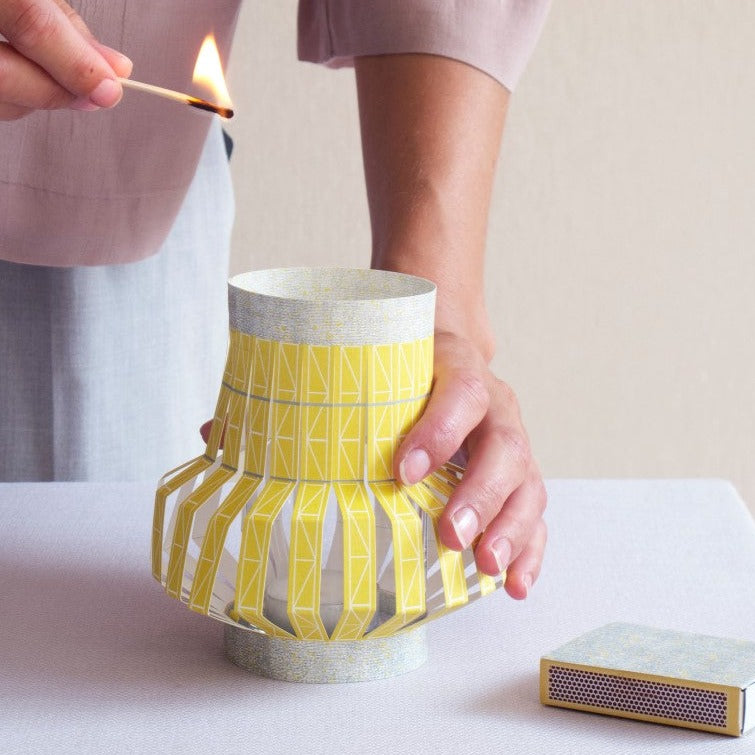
[
  {"xmin": 152, "ymin": 268, "xmax": 505, "ymax": 682},
  {"xmin": 224, "ymin": 624, "xmax": 428, "ymax": 683}
]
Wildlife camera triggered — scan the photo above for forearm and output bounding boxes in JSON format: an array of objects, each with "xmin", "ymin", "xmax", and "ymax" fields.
[{"xmin": 355, "ymin": 53, "xmax": 509, "ymax": 361}]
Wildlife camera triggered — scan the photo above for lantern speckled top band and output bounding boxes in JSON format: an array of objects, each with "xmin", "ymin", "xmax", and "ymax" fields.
[{"xmin": 152, "ymin": 268, "xmax": 505, "ymax": 682}]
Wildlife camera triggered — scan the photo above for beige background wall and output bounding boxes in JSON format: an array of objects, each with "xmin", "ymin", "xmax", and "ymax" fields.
[{"xmin": 225, "ymin": 1, "xmax": 755, "ymax": 511}]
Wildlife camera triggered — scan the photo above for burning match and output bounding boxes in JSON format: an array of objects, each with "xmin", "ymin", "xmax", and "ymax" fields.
[
  {"xmin": 118, "ymin": 77, "xmax": 234, "ymax": 119},
  {"xmin": 118, "ymin": 34, "xmax": 234, "ymax": 119}
]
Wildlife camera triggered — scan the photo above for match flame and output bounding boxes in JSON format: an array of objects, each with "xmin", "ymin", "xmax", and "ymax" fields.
[{"xmin": 192, "ymin": 34, "xmax": 232, "ymax": 107}]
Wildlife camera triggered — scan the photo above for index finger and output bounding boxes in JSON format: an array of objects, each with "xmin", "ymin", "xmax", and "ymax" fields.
[{"xmin": 0, "ymin": 0, "xmax": 121, "ymax": 105}]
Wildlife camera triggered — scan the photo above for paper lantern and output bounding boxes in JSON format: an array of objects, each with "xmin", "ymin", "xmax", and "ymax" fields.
[{"xmin": 152, "ymin": 268, "xmax": 505, "ymax": 682}]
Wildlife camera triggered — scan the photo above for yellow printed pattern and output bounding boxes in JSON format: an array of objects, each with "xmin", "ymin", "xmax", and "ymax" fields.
[
  {"xmin": 288, "ymin": 484, "xmax": 331, "ymax": 639},
  {"xmin": 188, "ymin": 476, "xmax": 262, "ymax": 614},
  {"xmin": 154, "ymin": 330, "xmax": 506, "ymax": 641},
  {"xmin": 165, "ymin": 466, "xmax": 236, "ymax": 599},
  {"xmin": 405, "ymin": 480, "xmax": 468, "ymax": 609},
  {"xmin": 233, "ymin": 480, "xmax": 296, "ymax": 638},
  {"xmin": 243, "ymin": 335, "xmax": 275, "ymax": 475},
  {"xmin": 330, "ymin": 346, "xmax": 366, "ymax": 481},
  {"xmin": 331, "ymin": 483, "xmax": 376, "ymax": 639},
  {"xmin": 196, "ymin": 332, "xmax": 433, "ymax": 484},
  {"xmin": 423, "ymin": 471, "xmax": 506, "ymax": 598},
  {"xmin": 367, "ymin": 340, "xmax": 432, "ymax": 481},
  {"xmin": 152, "ymin": 456, "xmax": 214, "ymax": 580},
  {"xmin": 368, "ymin": 482, "xmax": 425, "ymax": 637}
]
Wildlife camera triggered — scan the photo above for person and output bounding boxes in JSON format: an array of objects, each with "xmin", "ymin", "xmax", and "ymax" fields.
[{"xmin": 0, "ymin": 0, "xmax": 549, "ymax": 599}]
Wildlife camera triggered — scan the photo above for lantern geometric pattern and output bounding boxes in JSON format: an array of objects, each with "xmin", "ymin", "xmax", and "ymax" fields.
[{"xmin": 152, "ymin": 269, "xmax": 504, "ymax": 644}]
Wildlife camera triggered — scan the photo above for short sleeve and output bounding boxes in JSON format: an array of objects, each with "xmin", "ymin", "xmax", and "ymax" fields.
[{"xmin": 297, "ymin": 0, "xmax": 551, "ymax": 91}]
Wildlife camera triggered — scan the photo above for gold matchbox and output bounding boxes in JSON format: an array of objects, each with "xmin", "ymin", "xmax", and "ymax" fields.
[{"xmin": 540, "ymin": 623, "xmax": 755, "ymax": 736}]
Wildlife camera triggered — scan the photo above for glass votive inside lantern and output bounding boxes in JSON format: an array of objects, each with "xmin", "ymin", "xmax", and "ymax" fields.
[
  {"xmin": 152, "ymin": 268, "xmax": 505, "ymax": 683},
  {"xmin": 265, "ymin": 570, "xmax": 345, "ymax": 635}
]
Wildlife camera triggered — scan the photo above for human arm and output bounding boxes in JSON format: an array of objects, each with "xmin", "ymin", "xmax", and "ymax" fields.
[
  {"xmin": 355, "ymin": 54, "xmax": 547, "ymax": 597},
  {"xmin": 0, "ymin": 0, "xmax": 131, "ymax": 120}
]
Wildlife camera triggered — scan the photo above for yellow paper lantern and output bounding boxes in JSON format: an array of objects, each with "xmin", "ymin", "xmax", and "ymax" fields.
[{"xmin": 152, "ymin": 268, "xmax": 504, "ymax": 681}]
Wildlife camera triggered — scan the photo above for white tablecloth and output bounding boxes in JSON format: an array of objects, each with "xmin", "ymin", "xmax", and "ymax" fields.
[{"xmin": 1, "ymin": 480, "xmax": 753, "ymax": 754}]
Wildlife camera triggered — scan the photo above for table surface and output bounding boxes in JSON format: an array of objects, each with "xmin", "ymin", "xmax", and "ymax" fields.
[{"xmin": 1, "ymin": 479, "xmax": 754, "ymax": 754}]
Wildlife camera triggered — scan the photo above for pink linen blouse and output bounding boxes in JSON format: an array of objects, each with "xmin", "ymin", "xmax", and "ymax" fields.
[{"xmin": 0, "ymin": 0, "xmax": 550, "ymax": 268}]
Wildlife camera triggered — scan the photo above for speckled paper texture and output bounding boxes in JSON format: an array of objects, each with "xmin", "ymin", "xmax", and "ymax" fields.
[
  {"xmin": 224, "ymin": 624, "xmax": 427, "ymax": 683},
  {"xmin": 228, "ymin": 268, "xmax": 436, "ymax": 344},
  {"xmin": 544, "ymin": 622, "xmax": 755, "ymax": 688}
]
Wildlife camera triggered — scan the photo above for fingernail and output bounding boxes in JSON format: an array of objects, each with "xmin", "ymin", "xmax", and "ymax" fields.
[
  {"xmin": 89, "ymin": 78, "xmax": 121, "ymax": 108},
  {"xmin": 490, "ymin": 537, "xmax": 512, "ymax": 573},
  {"xmin": 451, "ymin": 506, "xmax": 479, "ymax": 549},
  {"xmin": 70, "ymin": 97, "xmax": 100, "ymax": 112},
  {"xmin": 92, "ymin": 42, "xmax": 134, "ymax": 76},
  {"xmin": 108, "ymin": 48, "xmax": 133, "ymax": 74},
  {"xmin": 522, "ymin": 573, "xmax": 533, "ymax": 597},
  {"xmin": 399, "ymin": 448, "xmax": 431, "ymax": 485}
]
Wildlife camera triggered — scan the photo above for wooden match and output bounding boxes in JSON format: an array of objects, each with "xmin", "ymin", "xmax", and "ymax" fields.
[{"xmin": 118, "ymin": 77, "xmax": 234, "ymax": 119}]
